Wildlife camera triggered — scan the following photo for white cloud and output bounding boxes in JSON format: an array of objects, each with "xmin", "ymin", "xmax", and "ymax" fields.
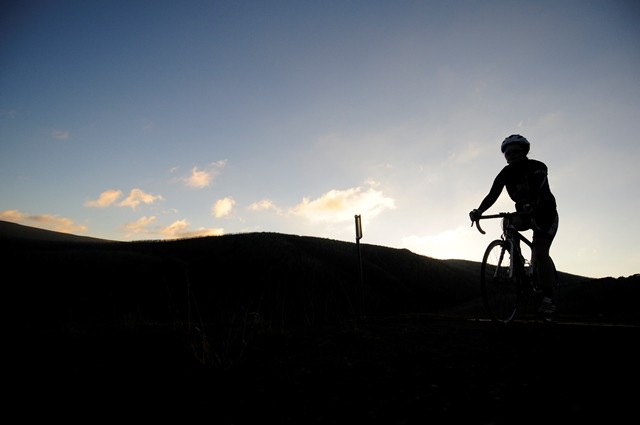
[
  {"xmin": 248, "ymin": 199, "xmax": 283, "ymax": 214},
  {"xmin": 0, "ymin": 209, "xmax": 25, "ymax": 222},
  {"xmin": 212, "ymin": 197, "xmax": 236, "ymax": 218},
  {"xmin": 182, "ymin": 160, "xmax": 227, "ymax": 189},
  {"xmin": 84, "ymin": 189, "xmax": 123, "ymax": 208},
  {"xmin": 290, "ymin": 183, "xmax": 396, "ymax": 224},
  {"xmin": 0, "ymin": 209, "xmax": 87, "ymax": 234},
  {"xmin": 118, "ymin": 188, "xmax": 162, "ymax": 209},
  {"xmin": 185, "ymin": 166, "xmax": 213, "ymax": 188},
  {"xmin": 123, "ymin": 215, "xmax": 157, "ymax": 235},
  {"xmin": 159, "ymin": 220, "xmax": 224, "ymax": 239},
  {"xmin": 122, "ymin": 216, "xmax": 224, "ymax": 239}
]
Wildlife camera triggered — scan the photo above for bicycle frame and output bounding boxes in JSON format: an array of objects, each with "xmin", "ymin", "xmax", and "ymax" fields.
[
  {"xmin": 503, "ymin": 220, "xmax": 533, "ymax": 279},
  {"xmin": 473, "ymin": 211, "xmax": 554, "ymax": 323},
  {"xmin": 474, "ymin": 212, "xmax": 533, "ymax": 276}
]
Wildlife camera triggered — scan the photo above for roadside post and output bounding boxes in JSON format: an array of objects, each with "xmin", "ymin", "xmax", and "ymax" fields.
[{"xmin": 355, "ymin": 214, "xmax": 364, "ymax": 317}]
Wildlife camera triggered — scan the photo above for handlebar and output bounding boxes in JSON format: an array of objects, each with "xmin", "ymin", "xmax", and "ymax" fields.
[
  {"xmin": 471, "ymin": 218, "xmax": 486, "ymax": 235},
  {"xmin": 471, "ymin": 211, "xmax": 529, "ymax": 235}
]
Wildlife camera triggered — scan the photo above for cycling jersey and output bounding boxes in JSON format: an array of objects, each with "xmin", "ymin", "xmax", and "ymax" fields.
[{"xmin": 478, "ymin": 158, "xmax": 558, "ymax": 231}]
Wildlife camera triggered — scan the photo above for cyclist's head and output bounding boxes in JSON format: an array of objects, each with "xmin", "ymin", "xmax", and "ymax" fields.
[{"xmin": 501, "ymin": 134, "xmax": 530, "ymax": 164}]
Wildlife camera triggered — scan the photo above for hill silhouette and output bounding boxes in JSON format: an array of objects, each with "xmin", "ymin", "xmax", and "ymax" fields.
[
  {"xmin": 2, "ymin": 219, "xmax": 635, "ymax": 328},
  {"xmin": 4, "ymin": 220, "xmax": 639, "ymax": 422},
  {"xmin": 0, "ymin": 219, "xmax": 111, "ymax": 243}
]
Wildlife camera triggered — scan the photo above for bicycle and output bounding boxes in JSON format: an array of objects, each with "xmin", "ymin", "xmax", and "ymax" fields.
[{"xmin": 471, "ymin": 212, "xmax": 559, "ymax": 324}]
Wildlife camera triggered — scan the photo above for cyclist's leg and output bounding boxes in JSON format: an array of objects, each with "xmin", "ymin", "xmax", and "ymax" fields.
[
  {"xmin": 532, "ymin": 212, "xmax": 559, "ymax": 297},
  {"xmin": 534, "ymin": 238, "xmax": 554, "ymax": 294}
]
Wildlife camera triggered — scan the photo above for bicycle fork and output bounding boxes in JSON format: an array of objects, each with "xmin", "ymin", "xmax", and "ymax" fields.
[
  {"xmin": 491, "ymin": 241, "xmax": 513, "ymax": 279},
  {"xmin": 503, "ymin": 240, "xmax": 518, "ymax": 279}
]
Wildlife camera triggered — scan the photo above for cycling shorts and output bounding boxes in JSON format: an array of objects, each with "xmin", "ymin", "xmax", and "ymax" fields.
[{"xmin": 533, "ymin": 211, "xmax": 559, "ymax": 242}]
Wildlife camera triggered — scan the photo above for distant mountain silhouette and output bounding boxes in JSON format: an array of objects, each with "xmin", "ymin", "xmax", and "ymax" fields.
[
  {"xmin": 0, "ymin": 220, "xmax": 112, "ymax": 243},
  {"xmin": 2, "ymin": 220, "xmax": 638, "ymax": 331}
]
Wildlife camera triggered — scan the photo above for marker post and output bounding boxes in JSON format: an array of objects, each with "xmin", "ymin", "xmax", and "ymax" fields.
[{"xmin": 355, "ymin": 214, "xmax": 364, "ymax": 317}]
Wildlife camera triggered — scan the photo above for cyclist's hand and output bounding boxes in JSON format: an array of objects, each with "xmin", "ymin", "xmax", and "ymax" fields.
[{"xmin": 469, "ymin": 209, "xmax": 481, "ymax": 222}]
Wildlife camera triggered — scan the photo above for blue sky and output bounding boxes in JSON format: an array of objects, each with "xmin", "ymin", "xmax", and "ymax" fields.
[{"xmin": 1, "ymin": 0, "xmax": 639, "ymax": 278}]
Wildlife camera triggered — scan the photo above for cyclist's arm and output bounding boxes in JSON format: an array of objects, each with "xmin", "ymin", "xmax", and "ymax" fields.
[{"xmin": 477, "ymin": 174, "xmax": 505, "ymax": 213}]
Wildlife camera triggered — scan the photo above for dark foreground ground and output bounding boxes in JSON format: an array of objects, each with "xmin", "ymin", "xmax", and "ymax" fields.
[{"xmin": 9, "ymin": 315, "xmax": 639, "ymax": 424}]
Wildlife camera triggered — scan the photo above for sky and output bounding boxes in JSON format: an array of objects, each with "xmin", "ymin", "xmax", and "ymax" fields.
[{"xmin": 1, "ymin": 0, "xmax": 639, "ymax": 279}]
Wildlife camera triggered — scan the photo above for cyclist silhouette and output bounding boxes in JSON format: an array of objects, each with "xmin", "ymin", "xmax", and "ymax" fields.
[{"xmin": 469, "ymin": 134, "xmax": 559, "ymax": 314}]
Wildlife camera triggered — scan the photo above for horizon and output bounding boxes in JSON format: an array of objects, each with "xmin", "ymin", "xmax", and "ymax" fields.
[
  {"xmin": 1, "ymin": 1, "xmax": 639, "ymax": 279},
  {"xmin": 1, "ymin": 218, "xmax": 631, "ymax": 281}
]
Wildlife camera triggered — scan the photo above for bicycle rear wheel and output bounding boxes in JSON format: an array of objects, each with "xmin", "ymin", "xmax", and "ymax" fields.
[{"xmin": 481, "ymin": 240, "xmax": 519, "ymax": 324}]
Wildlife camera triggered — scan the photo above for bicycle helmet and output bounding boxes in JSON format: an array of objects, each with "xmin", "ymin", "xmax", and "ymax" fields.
[{"xmin": 501, "ymin": 134, "xmax": 530, "ymax": 155}]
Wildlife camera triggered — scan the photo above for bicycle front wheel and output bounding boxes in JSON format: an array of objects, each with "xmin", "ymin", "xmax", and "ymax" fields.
[{"xmin": 481, "ymin": 240, "xmax": 519, "ymax": 324}]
